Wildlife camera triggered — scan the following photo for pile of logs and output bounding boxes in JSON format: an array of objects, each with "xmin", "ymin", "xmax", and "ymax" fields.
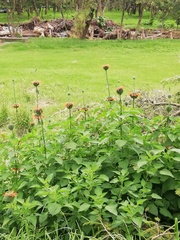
[{"xmin": 0, "ymin": 17, "xmax": 180, "ymax": 40}]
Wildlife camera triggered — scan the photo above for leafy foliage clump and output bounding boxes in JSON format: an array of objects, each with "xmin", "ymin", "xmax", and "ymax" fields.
[{"xmin": 0, "ymin": 100, "xmax": 179, "ymax": 239}]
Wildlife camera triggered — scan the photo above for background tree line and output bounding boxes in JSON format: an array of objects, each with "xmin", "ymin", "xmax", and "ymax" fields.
[{"xmin": 0, "ymin": 0, "xmax": 179, "ymax": 38}]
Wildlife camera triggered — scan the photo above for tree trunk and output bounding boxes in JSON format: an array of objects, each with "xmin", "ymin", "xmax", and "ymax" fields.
[
  {"xmin": 119, "ymin": 0, "xmax": 126, "ymax": 39},
  {"xmin": 136, "ymin": 3, "xmax": 144, "ymax": 30},
  {"xmin": 81, "ymin": 8, "xmax": 94, "ymax": 39},
  {"xmin": 32, "ymin": 0, "xmax": 39, "ymax": 16}
]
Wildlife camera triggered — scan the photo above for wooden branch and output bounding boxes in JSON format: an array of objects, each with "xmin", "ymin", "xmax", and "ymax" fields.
[{"xmin": 153, "ymin": 102, "xmax": 180, "ymax": 107}]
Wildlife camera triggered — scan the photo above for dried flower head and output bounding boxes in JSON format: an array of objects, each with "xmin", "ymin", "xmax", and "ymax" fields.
[
  {"xmin": 129, "ymin": 92, "xmax": 140, "ymax": 99},
  {"xmin": 106, "ymin": 97, "xmax": 116, "ymax": 102},
  {"xmin": 103, "ymin": 64, "xmax": 110, "ymax": 71},
  {"xmin": 116, "ymin": 86, "xmax": 124, "ymax": 95},
  {"xmin": 79, "ymin": 107, "xmax": 89, "ymax": 112},
  {"xmin": 8, "ymin": 124, "xmax": 14, "ymax": 131},
  {"xmin": 12, "ymin": 168, "xmax": 21, "ymax": 173},
  {"xmin": 30, "ymin": 122, "xmax": 35, "ymax": 127},
  {"xmin": 12, "ymin": 104, "xmax": 20, "ymax": 109},
  {"xmin": 65, "ymin": 102, "xmax": 74, "ymax": 109},
  {"xmin": 32, "ymin": 81, "xmax": 40, "ymax": 87},
  {"xmin": 3, "ymin": 191, "xmax": 18, "ymax": 197},
  {"xmin": 33, "ymin": 108, "xmax": 44, "ymax": 120}
]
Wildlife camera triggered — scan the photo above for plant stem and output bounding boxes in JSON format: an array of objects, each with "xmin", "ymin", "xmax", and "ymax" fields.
[
  {"xmin": 41, "ymin": 119, "xmax": 47, "ymax": 159},
  {"xmin": 69, "ymin": 109, "xmax": 72, "ymax": 130},
  {"xmin": 36, "ymin": 86, "xmax": 39, "ymax": 108},
  {"xmin": 105, "ymin": 71, "xmax": 111, "ymax": 97},
  {"xmin": 119, "ymin": 95, "xmax": 123, "ymax": 138}
]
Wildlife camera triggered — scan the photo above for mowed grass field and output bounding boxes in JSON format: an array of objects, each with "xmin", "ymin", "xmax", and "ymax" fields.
[{"xmin": 0, "ymin": 38, "xmax": 179, "ymax": 117}]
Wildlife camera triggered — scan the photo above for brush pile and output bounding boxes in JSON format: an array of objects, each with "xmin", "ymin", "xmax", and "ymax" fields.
[{"xmin": 0, "ymin": 17, "xmax": 180, "ymax": 40}]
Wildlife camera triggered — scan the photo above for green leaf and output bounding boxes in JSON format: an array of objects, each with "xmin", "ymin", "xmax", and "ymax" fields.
[
  {"xmin": 170, "ymin": 148, "xmax": 180, "ymax": 154},
  {"xmin": 136, "ymin": 159, "xmax": 148, "ymax": 169},
  {"xmin": 65, "ymin": 141, "xmax": 77, "ymax": 150},
  {"xmin": 26, "ymin": 215, "xmax": 37, "ymax": 227},
  {"xmin": 151, "ymin": 193, "xmax": 162, "ymax": 199},
  {"xmin": 18, "ymin": 181, "xmax": 28, "ymax": 190},
  {"xmin": 159, "ymin": 169, "xmax": 174, "ymax": 178},
  {"xmin": 115, "ymin": 140, "xmax": 127, "ymax": 148},
  {"xmin": 151, "ymin": 149, "xmax": 164, "ymax": 155},
  {"xmin": 94, "ymin": 187, "xmax": 102, "ymax": 196},
  {"xmin": 147, "ymin": 203, "xmax": 158, "ymax": 216},
  {"xmin": 162, "ymin": 178, "xmax": 177, "ymax": 193},
  {"xmin": 48, "ymin": 203, "xmax": 61, "ymax": 216},
  {"xmin": 46, "ymin": 173, "xmax": 54, "ymax": 183},
  {"xmin": 78, "ymin": 203, "xmax": 90, "ymax": 212},
  {"xmin": 105, "ymin": 204, "xmax": 117, "ymax": 216},
  {"xmin": 99, "ymin": 137, "xmax": 109, "ymax": 144},
  {"xmin": 160, "ymin": 208, "xmax": 173, "ymax": 219},
  {"xmin": 99, "ymin": 174, "xmax": 109, "ymax": 182},
  {"xmin": 39, "ymin": 212, "xmax": 48, "ymax": 224},
  {"xmin": 55, "ymin": 157, "xmax": 63, "ymax": 165},
  {"xmin": 132, "ymin": 217, "xmax": 143, "ymax": 228},
  {"xmin": 133, "ymin": 137, "xmax": 143, "ymax": 145}
]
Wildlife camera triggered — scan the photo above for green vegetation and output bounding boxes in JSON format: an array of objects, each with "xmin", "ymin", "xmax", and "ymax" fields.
[
  {"xmin": 0, "ymin": 25, "xmax": 180, "ymax": 239},
  {"xmin": 0, "ymin": 76, "xmax": 180, "ymax": 239},
  {"xmin": 0, "ymin": 38, "xmax": 179, "ymax": 120}
]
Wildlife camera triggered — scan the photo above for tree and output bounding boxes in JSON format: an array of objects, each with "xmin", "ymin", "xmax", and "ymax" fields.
[
  {"xmin": 73, "ymin": 0, "xmax": 96, "ymax": 39},
  {"xmin": 171, "ymin": 0, "xmax": 180, "ymax": 28}
]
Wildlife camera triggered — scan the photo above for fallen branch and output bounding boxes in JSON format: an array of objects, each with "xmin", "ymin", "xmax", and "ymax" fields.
[
  {"xmin": 151, "ymin": 221, "xmax": 180, "ymax": 240},
  {"xmin": 153, "ymin": 102, "xmax": 180, "ymax": 107}
]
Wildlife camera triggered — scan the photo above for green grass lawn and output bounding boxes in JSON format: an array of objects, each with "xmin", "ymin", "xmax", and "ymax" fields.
[{"xmin": 0, "ymin": 38, "xmax": 179, "ymax": 118}]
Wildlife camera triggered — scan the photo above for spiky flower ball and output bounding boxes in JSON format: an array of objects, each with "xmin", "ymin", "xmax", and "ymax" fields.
[
  {"xmin": 65, "ymin": 102, "xmax": 74, "ymax": 109},
  {"xmin": 116, "ymin": 86, "xmax": 124, "ymax": 95},
  {"xmin": 32, "ymin": 81, "xmax": 40, "ymax": 87},
  {"xmin": 129, "ymin": 92, "xmax": 140, "ymax": 99},
  {"xmin": 103, "ymin": 64, "xmax": 110, "ymax": 71}
]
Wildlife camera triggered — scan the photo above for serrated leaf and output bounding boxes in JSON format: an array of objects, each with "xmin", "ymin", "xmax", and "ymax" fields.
[
  {"xmin": 136, "ymin": 159, "xmax": 147, "ymax": 169},
  {"xmin": 105, "ymin": 204, "xmax": 117, "ymax": 216},
  {"xmin": 151, "ymin": 149, "xmax": 164, "ymax": 155},
  {"xmin": 46, "ymin": 173, "xmax": 54, "ymax": 183},
  {"xmin": 78, "ymin": 203, "xmax": 90, "ymax": 212},
  {"xmin": 132, "ymin": 217, "xmax": 143, "ymax": 228},
  {"xmin": 48, "ymin": 203, "xmax": 61, "ymax": 216},
  {"xmin": 55, "ymin": 157, "xmax": 63, "ymax": 164},
  {"xmin": 160, "ymin": 208, "xmax": 173, "ymax": 219},
  {"xmin": 147, "ymin": 203, "xmax": 158, "ymax": 216},
  {"xmin": 26, "ymin": 215, "xmax": 37, "ymax": 227},
  {"xmin": 65, "ymin": 141, "xmax": 77, "ymax": 150},
  {"xmin": 170, "ymin": 148, "xmax": 180, "ymax": 154},
  {"xmin": 99, "ymin": 137, "xmax": 109, "ymax": 144},
  {"xmin": 99, "ymin": 174, "xmax": 109, "ymax": 182},
  {"xmin": 115, "ymin": 140, "xmax": 127, "ymax": 148},
  {"xmin": 18, "ymin": 181, "xmax": 28, "ymax": 190},
  {"xmin": 159, "ymin": 169, "xmax": 174, "ymax": 178},
  {"xmin": 151, "ymin": 193, "xmax": 162, "ymax": 199},
  {"xmin": 39, "ymin": 212, "xmax": 48, "ymax": 224},
  {"xmin": 133, "ymin": 137, "xmax": 143, "ymax": 145}
]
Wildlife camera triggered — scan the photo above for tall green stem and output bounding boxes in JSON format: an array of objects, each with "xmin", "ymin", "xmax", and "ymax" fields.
[
  {"xmin": 41, "ymin": 119, "xmax": 47, "ymax": 159},
  {"xmin": 105, "ymin": 71, "xmax": 111, "ymax": 97}
]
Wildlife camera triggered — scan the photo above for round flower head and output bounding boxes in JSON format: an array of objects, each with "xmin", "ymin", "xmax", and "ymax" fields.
[
  {"xmin": 103, "ymin": 64, "xmax": 110, "ymax": 71},
  {"xmin": 65, "ymin": 102, "xmax": 74, "ymax": 109},
  {"xmin": 116, "ymin": 86, "xmax": 124, "ymax": 95},
  {"xmin": 12, "ymin": 103, "xmax": 20, "ymax": 109},
  {"xmin": 106, "ymin": 97, "xmax": 116, "ymax": 102},
  {"xmin": 129, "ymin": 92, "xmax": 140, "ymax": 99},
  {"xmin": 32, "ymin": 81, "xmax": 40, "ymax": 87}
]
